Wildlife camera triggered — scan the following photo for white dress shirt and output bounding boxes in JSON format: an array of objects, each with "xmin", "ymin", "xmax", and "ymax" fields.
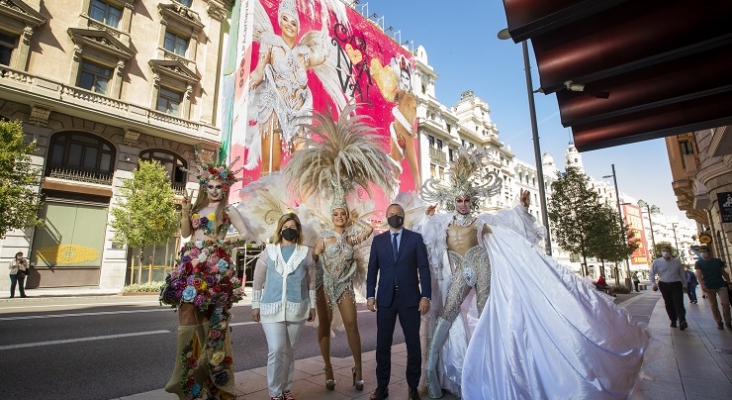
[{"xmin": 650, "ymin": 257, "xmax": 687, "ymax": 288}]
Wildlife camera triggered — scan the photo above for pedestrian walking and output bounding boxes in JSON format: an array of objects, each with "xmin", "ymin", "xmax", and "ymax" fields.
[
  {"xmin": 632, "ymin": 271, "xmax": 641, "ymax": 292},
  {"xmin": 686, "ymin": 267, "xmax": 698, "ymax": 304},
  {"xmin": 8, "ymin": 252, "xmax": 29, "ymax": 298},
  {"xmin": 694, "ymin": 245, "xmax": 732, "ymax": 330},
  {"xmin": 650, "ymin": 246, "xmax": 688, "ymax": 330}
]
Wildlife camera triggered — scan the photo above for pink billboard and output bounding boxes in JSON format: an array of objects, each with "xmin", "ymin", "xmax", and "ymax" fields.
[{"xmin": 228, "ymin": 0, "xmax": 419, "ymax": 207}]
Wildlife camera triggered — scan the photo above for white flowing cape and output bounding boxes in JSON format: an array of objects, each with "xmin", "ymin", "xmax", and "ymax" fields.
[{"xmin": 461, "ymin": 224, "xmax": 649, "ymax": 400}]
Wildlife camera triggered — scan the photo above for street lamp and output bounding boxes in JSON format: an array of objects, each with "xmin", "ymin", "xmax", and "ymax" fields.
[
  {"xmin": 671, "ymin": 222, "xmax": 681, "ymax": 260},
  {"xmin": 638, "ymin": 200, "xmax": 660, "ymax": 258},
  {"xmin": 603, "ymin": 164, "xmax": 631, "ymax": 289},
  {"xmin": 497, "ymin": 28, "xmax": 552, "ymax": 256}
]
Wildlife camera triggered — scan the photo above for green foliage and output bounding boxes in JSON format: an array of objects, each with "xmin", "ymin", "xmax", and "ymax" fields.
[
  {"xmin": 611, "ymin": 285, "xmax": 631, "ymax": 294},
  {"xmin": 110, "ymin": 160, "xmax": 178, "ymax": 250},
  {"xmin": 548, "ymin": 167, "xmax": 602, "ymax": 274},
  {"xmin": 0, "ymin": 120, "xmax": 43, "ymax": 239},
  {"xmin": 652, "ymin": 241, "xmax": 678, "ymax": 259},
  {"xmin": 120, "ymin": 280, "xmax": 165, "ymax": 293},
  {"xmin": 587, "ymin": 206, "xmax": 640, "ymax": 263}
]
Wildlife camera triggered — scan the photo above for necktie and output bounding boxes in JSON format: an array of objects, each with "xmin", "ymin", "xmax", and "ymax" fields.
[{"xmin": 392, "ymin": 232, "xmax": 399, "ymax": 261}]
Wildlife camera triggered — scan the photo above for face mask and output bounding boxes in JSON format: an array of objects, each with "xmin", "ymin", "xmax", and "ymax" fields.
[
  {"xmin": 387, "ymin": 215, "xmax": 404, "ymax": 229},
  {"xmin": 700, "ymin": 252, "xmax": 709, "ymax": 259},
  {"xmin": 661, "ymin": 251, "xmax": 670, "ymax": 258},
  {"xmin": 281, "ymin": 228, "xmax": 298, "ymax": 242}
]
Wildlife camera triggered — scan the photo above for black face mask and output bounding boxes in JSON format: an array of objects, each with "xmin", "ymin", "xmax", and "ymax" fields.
[
  {"xmin": 281, "ymin": 228, "xmax": 299, "ymax": 242},
  {"xmin": 387, "ymin": 215, "xmax": 404, "ymax": 229}
]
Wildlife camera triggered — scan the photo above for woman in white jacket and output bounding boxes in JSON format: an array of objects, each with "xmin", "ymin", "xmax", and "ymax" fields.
[{"xmin": 251, "ymin": 212, "xmax": 316, "ymax": 400}]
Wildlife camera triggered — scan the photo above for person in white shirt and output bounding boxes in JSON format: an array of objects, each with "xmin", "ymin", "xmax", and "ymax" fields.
[{"xmin": 650, "ymin": 245, "xmax": 688, "ymax": 330}]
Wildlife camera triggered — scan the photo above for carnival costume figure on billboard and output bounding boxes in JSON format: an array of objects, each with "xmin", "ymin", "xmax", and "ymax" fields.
[
  {"xmin": 412, "ymin": 150, "xmax": 648, "ymax": 399},
  {"xmin": 161, "ymin": 158, "xmax": 253, "ymax": 400},
  {"xmin": 246, "ymin": 0, "xmax": 348, "ymax": 174},
  {"xmin": 284, "ymin": 105, "xmax": 397, "ymax": 392},
  {"xmin": 387, "ymin": 55, "xmax": 420, "ymax": 189}
]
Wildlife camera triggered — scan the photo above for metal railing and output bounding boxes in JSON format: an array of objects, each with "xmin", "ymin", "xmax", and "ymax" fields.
[
  {"xmin": 429, "ymin": 146, "xmax": 447, "ymax": 163},
  {"xmin": 48, "ymin": 167, "xmax": 113, "ymax": 185}
]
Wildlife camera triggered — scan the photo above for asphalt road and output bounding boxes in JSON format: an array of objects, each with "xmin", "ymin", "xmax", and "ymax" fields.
[{"xmin": 0, "ymin": 296, "xmax": 397, "ymax": 400}]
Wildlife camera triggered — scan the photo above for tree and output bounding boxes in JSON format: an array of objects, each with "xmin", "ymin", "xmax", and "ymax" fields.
[
  {"xmin": 0, "ymin": 120, "xmax": 43, "ymax": 239},
  {"xmin": 111, "ymin": 160, "xmax": 179, "ymax": 284},
  {"xmin": 652, "ymin": 241, "xmax": 678, "ymax": 260},
  {"xmin": 548, "ymin": 167, "xmax": 603, "ymax": 276},
  {"xmin": 587, "ymin": 205, "xmax": 640, "ymax": 286}
]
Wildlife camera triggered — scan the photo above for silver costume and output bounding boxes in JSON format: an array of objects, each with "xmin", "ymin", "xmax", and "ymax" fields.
[{"xmin": 317, "ymin": 230, "xmax": 357, "ymax": 307}]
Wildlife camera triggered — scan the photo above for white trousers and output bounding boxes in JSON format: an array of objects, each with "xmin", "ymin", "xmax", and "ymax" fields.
[{"xmin": 261, "ymin": 320, "xmax": 305, "ymax": 396}]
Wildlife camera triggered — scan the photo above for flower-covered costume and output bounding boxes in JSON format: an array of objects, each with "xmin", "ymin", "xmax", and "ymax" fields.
[{"xmin": 160, "ymin": 213, "xmax": 245, "ymax": 400}]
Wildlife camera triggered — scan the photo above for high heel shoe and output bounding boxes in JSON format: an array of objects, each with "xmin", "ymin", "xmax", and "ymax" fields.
[
  {"xmin": 352, "ymin": 367, "xmax": 364, "ymax": 391},
  {"xmin": 324, "ymin": 366, "xmax": 335, "ymax": 390}
]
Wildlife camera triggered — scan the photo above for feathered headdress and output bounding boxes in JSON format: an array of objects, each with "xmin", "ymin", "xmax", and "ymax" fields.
[
  {"xmin": 420, "ymin": 148, "xmax": 502, "ymax": 214},
  {"xmin": 284, "ymin": 104, "xmax": 397, "ymax": 213}
]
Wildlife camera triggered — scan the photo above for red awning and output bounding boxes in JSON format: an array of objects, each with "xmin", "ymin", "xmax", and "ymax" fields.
[{"xmin": 503, "ymin": 0, "xmax": 732, "ymax": 151}]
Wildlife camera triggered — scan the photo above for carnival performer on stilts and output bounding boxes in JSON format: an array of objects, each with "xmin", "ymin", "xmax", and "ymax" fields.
[
  {"xmin": 160, "ymin": 157, "xmax": 252, "ymax": 400},
  {"xmin": 415, "ymin": 148, "xmax": 648, "ymax": 399},
  {"xmin": 283, "ymin": 104, "xmax": 397, "ymax": 393}
]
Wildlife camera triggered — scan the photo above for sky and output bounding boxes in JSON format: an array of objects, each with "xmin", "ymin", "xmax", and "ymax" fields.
[{"xmin": 362, "ymin": 0, "xmax": 691, "ymax": 223}]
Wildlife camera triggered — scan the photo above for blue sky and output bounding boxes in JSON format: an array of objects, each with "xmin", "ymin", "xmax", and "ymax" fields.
[{"xmin": 364, "ymin": 0, "xmax": 690, "ymax": 222}]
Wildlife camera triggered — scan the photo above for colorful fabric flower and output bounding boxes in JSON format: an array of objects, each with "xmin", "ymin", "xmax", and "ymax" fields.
[
  {"xmin": 216, "ymin": 259, "xmax": 229, "ymax": 271},
  {"xmin": 182, "ymin": 286, "xmax": 197, "ymax": 301},
  {"xmin": 211, "ymin": 350, "xmax": 226, "ymax": 366}
]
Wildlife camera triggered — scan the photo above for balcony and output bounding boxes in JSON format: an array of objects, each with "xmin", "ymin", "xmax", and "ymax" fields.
[
  {"xmin": 48, "ymin": 167, "xmax": 113, "ymax": 186},
  {"xmin": 0, "ymin": 66, "xmax": 220, "ymax": 144},
  {"xmin": 429, "ymin": 146, "xmax": 447, "ymax": 164}
]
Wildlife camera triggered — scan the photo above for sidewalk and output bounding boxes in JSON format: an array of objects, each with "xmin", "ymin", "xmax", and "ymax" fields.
[{"xmin": 5, "ymin": 287, "xmax": 732, "ymax": 399}]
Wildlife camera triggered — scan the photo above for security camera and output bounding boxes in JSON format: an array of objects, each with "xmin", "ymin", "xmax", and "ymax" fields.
[{"xmin": 564, "ymin": 80, "xmax": 585, "ymax": 92}]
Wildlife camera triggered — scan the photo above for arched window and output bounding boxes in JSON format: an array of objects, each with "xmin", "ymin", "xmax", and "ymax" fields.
[
  {"xmin": 139, "ymin": 149, "xmax": 187, "ymax": 190},
  {"xmin": 47, "ymin": 132, "xmax": 115, "ymax": 182}
]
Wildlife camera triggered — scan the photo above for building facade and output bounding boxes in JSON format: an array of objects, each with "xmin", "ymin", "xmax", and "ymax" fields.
[{"xmin": 0, "ymin": 0, "xmax": 232, "ymax": 291}]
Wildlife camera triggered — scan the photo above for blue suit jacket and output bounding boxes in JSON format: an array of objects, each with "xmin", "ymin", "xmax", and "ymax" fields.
[{"xmin": 366, "ymin": 228, "xmax": 431, "ymax": 308}]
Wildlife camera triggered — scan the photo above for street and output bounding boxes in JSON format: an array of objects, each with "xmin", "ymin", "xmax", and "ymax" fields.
[{"xmin": 0, "ymin": 296, "xmax": 394, "ymax": 400}]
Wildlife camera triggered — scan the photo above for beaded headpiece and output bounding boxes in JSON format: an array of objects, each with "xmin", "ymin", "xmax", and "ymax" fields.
[
  {"xmin": 192, "ymin": 156, "xmax": 244, "ymax": 193},
  {"xmin": 278, "ymin": 0, "xmax": 298, "ymax": 22},
  {"xmin": 420, "ymin": 148, "xmax": 502, "ymax": 215}
]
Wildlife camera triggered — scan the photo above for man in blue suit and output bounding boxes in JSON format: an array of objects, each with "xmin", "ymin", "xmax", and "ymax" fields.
[{"xmin": 367, "ymin": 203, "xmax": 431, "ymax": 400}]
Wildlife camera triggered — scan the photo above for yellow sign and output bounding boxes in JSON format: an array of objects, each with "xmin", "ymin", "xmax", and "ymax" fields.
[
  {"xmin": 699, "ymin": 234, "xmax": 712, "ymax": 244},
  {"xmin": 36, "ymin": 244, "xmax": 100, "ymax": 265}
]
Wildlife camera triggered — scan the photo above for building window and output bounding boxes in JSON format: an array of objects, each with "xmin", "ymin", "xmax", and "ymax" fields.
[
  {"xmin": 89, "ymin": 0, "xmax": 122, "ymax": 28},
  {"xmin": 0, "ymin": 31, "xmax": 17, "ymax": 66},
  {"xmin": 448, "ymin": 148, "xmax": 454, "ymax": 162},
  {"xmin": 139, "ymin": 150, "xmax": 187, "ymax": 189},
  {"xmin": 164, "ymin": 31, "xmax": 189, "ymax": 56},
  {"xmin": 78, "ymin": 61, "xmax": 112, "ymax": 94},
  {"xmin": 47, "ymin": 132, "xmax": 115, "ymax": 175},
  {"xmin": 157, "ymin": 87, "xmax": 183, "ymax": 116},
  {"xmin": 679, "ymin": 141, "xmax": 693, "ymax": 155},
  {"xmin": 428, "ymin": 135, "xmax": 435, "ymax": 148},
  {"xmin": 430, "ymin": 164, "xmax": 436, "ymax": 179},
  {"xmin": 438, "ymin": 166, "xmax": 445, "ymax": 181},
  {"xmin": 174, "ymin": 0, "xmax": 193, "ymax": 6},
  {"xmin": 436, "ymin": 138, "xmax": 443, "ymax": 150}
]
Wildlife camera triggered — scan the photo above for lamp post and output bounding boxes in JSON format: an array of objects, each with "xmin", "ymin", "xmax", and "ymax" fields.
[
  {"xmin": 638, "ymin": 200, "xmax": 660, "ymax": 259},
  {"xmin": 603, "ymin": 164, "xmax": 631, "ymax": 289},
  {"xmin": 497, "ymin": 28, "xmax": 552, "ymax": 256},
  {"xmin": 671, "ymin": 222, "xmax": 681, "ymax": 260}
]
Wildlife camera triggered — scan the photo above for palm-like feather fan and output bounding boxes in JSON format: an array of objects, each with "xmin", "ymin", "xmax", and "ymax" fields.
[{"xmin": 284, "ymin": 104, "xmax": 397, "ymax": 202}]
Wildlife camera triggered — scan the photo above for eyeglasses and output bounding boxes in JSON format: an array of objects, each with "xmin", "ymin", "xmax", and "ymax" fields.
[{"xmin": 207, "ymin": 184, "xmax": 223, "ymax": 190}]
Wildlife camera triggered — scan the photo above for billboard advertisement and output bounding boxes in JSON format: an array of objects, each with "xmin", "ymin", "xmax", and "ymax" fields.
[
  {"xmin": 224, "ymin": 0, "xmax": 419, "ymax": 209},
  {"xmin": 623, "ymin": 204, "xmax": 650, "ymax": 265}
]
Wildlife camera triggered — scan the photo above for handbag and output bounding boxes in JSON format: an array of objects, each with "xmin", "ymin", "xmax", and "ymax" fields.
[{"xmin": 16, "ymin": 268, "xmax": 28, "ymax": 277}]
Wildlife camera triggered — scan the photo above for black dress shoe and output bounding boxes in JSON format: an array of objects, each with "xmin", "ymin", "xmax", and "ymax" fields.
[
  {"xmin": 670, "ymin": 321, "xmax": 677, "ymax": 328},
  {"xmin": 679, "ymin": 320, "xmax": 688, "ymax": 331},
  {"xmin": 408, "ymin": 387, "xmax": 421, "ymax": 400},
  {"xmin": 370, "ymin": 387, "xmax": 389, "ymax": 400}
]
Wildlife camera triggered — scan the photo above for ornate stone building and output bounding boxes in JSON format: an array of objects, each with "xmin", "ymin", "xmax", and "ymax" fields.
[
  {"xmin": 0, "ymin": 0, "xmax": 232, "ymax": 290},
  {"xmin": 667, "ymin": 127, "xmax": 732, "ymax": 264}
]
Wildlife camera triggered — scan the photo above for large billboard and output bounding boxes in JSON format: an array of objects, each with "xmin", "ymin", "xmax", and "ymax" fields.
[
  {"xmin": 623, "ymin": 204, "xmax": 650, "ymax": 265},
  {"xmin": 224, "ymin": 0, "xmax": 419, "ymax": 208}
]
